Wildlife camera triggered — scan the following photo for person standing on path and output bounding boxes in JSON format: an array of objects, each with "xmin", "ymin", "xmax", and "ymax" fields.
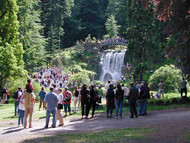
[
  {"xmin": 128, "ymin": 82, "xmax": 138, "ymax": 118},
  {"xmin": 56, "ymin": 88, "xmax": 64, "ymax": 126},
  {"xmin": 39, "ymin": 87, "xmax": 46, "ymax": 110},
  {"xmin": 180, "ymin": 78, "xmax": 187, "ymax": 97},
  {"xmin": 106, "ymin": 84, "xmax": 115, "ymax": 118},
  {"xmin": 81, "ymin": 84, "xmax": 89, "ymax": 119},
  {"xmin": 115, "ymin": 83, "xmax": 124, "ymax": 119},
  {"xmin": 44, "ymin": 87, "xmax": 58, "ymax": 128},
  {"xmin": 13, "ymin": 87, "xmax": 22, "ymax": 116},
  {"xmin": 23, "ymin": 79, "xmax": 35, "ymax": 128},
  {"xmin": 158, "ymin": 80, "xmax": 164, "ymax": 99},
  {"xmin": 18, "ymin": 93, "xmax": 25, "ymax": 126},
  {"xmin": 62, "ymin": 87, "xmax": 72, "ymax": 116},
  {"xmin": 87, "ymin": 84, "xmax": 98, "ymax": 118},
  {"xmin": 73, "ymin": 86, "xmax": 79, "ymax": 113},
  {"xmin": 122, "ymin": 84, "xmax": 129, "ymax": 104}
]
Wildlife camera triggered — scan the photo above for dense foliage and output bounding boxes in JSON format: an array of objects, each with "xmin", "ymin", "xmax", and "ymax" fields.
[
  {"xmin": 149, "ymin": 65, "xmax": 182, "ymax": 93},
  {"xmin": 0, "ymin": 0, "xmax": 189, "ymax": 91},
  {"xmin": 0, "ymin": 0, "xmax": 28, "ymax": 90}
]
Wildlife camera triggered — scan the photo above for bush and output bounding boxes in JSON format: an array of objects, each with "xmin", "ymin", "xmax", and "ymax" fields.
[
  {"xmin": 149, "ymin": 64, "xmax": 181, "ymax": 93},
  {"xmin": 32, "ymin": 81, "xmax": 41, "ymax": 102}
]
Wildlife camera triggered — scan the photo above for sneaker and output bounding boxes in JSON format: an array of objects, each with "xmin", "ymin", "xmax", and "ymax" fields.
[
  {"xmin": 18, "ymin": 124, "xmax": 21, "ymax": 127},
  {"xmin": 115, "ymin": 116, "xmax": 118, "ymax": 119},
  {"xmin": 51, "ymin": 125, "xmax": 56, "ymax": 128},
  {"xmin": 44, "ymin": 125, "xmax": 48, "ymax": 128}
]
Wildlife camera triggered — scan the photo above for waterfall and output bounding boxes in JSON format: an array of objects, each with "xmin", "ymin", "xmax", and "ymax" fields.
[{"xmin": 99, "ymin": 50, "xmax": 126, "ymax": 82}]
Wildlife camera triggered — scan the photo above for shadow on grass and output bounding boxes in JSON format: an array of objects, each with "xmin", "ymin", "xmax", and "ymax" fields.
[
  {"xmin": 2, "ymin": 128, "xmax": 24, "ymax": 135},
  {"xmin": 3, "ymin": 115, "xmax": 18, "ymax": 120}
]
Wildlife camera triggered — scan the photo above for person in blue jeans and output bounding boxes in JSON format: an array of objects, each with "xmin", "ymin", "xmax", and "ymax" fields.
[
  {"xmin": 14, "ymin": 87, "xmax": 22, "ymax": 116},
  {"xmin": 115, "ymin": 83, "xmax": 124, "ymax": 119},
  {"xmin": 18, "ymin": 94, "xmax": 25, "ymax": 126},
  {"xmin": 44, "ymin": 87, "xmax": 58, "ymax": 128}
]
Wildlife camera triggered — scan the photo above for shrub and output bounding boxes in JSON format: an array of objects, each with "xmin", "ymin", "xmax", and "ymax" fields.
[
  {"xmin": 32, "ymin": 81, "xmax": 41, "ymax": 102},
  {"xmin": 149, "ymin": 64, "xmax": 182, "ymax": 93}
]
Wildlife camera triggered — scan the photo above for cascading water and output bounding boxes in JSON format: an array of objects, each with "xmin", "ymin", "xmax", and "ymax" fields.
[{"xmin": 99, "ymin": 50, "xmax": 126, "ymax": 82}]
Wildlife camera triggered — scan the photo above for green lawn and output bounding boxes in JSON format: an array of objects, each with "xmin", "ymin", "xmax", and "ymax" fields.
[
  {"xmin": 0, "ymin": 92, "xmax": 189, "ymax": 121},
  {"xmin": 22, "ymin": 128, "xmax": 156, "ymax": 143}
]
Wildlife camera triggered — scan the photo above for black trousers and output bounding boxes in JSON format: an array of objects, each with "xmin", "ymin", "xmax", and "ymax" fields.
[
  {"xmin": 181, "ymin": 88, "xmax": 187, "ymax": 97},
  {"xmin": 107, "ymin": 101, "xmax": 114, "ymax": 115},
  {"xmin": 87, "ymin": 100, "xmax": 96, "ymax": 117},
  {"xmin": 129, "ymin": 101, "xmax": 137, "ymax": 117},
  {"xmin": 81, "ymin": 100, "xmax": 88, "ymax": 116}
]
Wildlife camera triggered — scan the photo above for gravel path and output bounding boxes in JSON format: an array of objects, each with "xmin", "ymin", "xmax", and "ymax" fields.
[{"xmin": 0, "ymin": 108, "xmax": 190, "ymax": 143}]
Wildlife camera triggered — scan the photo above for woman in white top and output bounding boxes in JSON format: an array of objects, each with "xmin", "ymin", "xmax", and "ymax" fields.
[
  {"xmin": 56, "ymin": 88, "xmax": 64, "ymax": 126},
  {"xmin": 18, "ymin": 94, "xmax": 25, "ymax": 126}
]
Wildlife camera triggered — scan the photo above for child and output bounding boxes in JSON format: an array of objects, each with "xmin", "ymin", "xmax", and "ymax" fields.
[
  {"xmin": 150, "ymin": 92, "xmax": 154, "ymax": 99},
  {"xmin": 18, "ymin": 93, "xmax": 25, "ymax": 127},
  {"xmin": 155, "ymin": 92, "xmax": 160, "ymax": 99}
]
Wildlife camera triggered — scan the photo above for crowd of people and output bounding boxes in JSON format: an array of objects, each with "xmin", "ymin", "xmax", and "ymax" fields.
[
  {"xmin": 101, "ymin": 37, "xmax": 128, "ymax": 45},
  {"xmin": 0, "ymin": 66, "xmax": 188, "ymax": 129},
  {"xmin": 31, "ymin": 67, "xmax": 69, "ymax": 89}
]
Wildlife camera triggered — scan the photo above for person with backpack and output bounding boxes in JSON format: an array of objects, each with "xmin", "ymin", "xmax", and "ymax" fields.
[
  {"xmin": 115, "ymin": 83, "xmax": 124, "ymax": 119},
  {"xmin": 13, "ymin": 87, "xmax": 22, "ymax": 116},
  {"xmin": 22, "ymin": 79, "xmax": 35, "ymax": 128},
  {"xmin": 73, "ymin": 86, "xmax": 79, "ymax": 113},
  {"xmin": 87, "ymin": 84, "xmax": 98, "ymax": 118},
  {"xmin": 106, "ymin": 84, "xmax": 115, "ymax": 118},
  {"xmin": 128, "ymin": 82, "xmax": 139, "ymax": 118},
  {"xmin": 62, "ymin": 87, "xmax": 72, "ymax": 116}
]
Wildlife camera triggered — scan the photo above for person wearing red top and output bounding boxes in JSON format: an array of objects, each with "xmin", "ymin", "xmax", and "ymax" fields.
[{"xmin": 62, "ymin": 87, "xmax": 72, "ymax": 116}]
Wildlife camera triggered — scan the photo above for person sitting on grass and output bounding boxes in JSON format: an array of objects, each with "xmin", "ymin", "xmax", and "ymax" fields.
[{"xmin": 44, "ymin": 87, "xmax": 58, "ymax": 128}]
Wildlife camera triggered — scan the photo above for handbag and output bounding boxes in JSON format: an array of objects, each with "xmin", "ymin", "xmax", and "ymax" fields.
[{"xmin": 57, "ymin": 104, "xmax": 63, "ymax": 109}]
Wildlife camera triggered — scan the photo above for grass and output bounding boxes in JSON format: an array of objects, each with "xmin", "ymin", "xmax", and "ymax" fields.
[{"xmin": 23, "ymin": 128, "xmax": 156, "ymax": 143}]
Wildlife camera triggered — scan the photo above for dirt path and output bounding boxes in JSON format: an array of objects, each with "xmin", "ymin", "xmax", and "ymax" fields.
[{"xmin": 0, "ymin": 108, "xmax": 190, "ymax": 143}]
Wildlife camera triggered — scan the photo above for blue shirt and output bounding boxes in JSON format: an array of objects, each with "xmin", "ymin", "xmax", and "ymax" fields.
[
  {"xmin": 39, "ymin": 91, "xmax": 46, "ymax": 100},
  {"xmin": 44, "ymin": 92, "xmax": 58, "ymax": 111}
]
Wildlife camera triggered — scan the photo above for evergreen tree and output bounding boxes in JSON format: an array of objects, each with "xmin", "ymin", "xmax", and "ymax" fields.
[
  {"xmin": 17, "ymin": 0, "xmax": 47, "ymax": 70},
  {"xmin": 126, "ymin": 1, "xmax": 165, "ymax": 81},
  {"xmin": 0, "ymin": 0, "xmax": 27, "ymax": 89},
  {"xmin": 78, "ymin": 0, "xmax": 108, "ymax": 40},
  {"xmin": 104, "ymin": 15, "xmax": 120, "ymax": 38},
  {"xmin": 40, "ymin": 0, "xmax": 74, "ymax": 53}
]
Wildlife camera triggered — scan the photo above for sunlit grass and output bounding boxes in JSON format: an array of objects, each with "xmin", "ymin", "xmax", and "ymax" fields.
[{"xmin": 23, "ymin": 128, "xmax": 156, "ymax": 143}]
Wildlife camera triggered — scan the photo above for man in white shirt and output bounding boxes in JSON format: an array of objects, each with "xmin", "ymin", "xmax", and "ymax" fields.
[{"xmin": 105, "ymin": 80, "xmax": 111, "ymax": 90}]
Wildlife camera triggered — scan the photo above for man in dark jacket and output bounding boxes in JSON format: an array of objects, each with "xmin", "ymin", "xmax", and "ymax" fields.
[
  {"xmin": 80, "ymin": 84, "xmax": 89, "ymax": 119},
  {"xmin": 106, "ymin": 84, "xmax": 115, "ymax": 118},
  {"xmin": 128, "ymin": 82, "xmax": 138, "ymax": 118}
]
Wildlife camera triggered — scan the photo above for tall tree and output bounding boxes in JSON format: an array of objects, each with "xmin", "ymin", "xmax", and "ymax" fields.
[
  {"xmin": 78, "ymin": 0, "xmax": 108, "ymax": 40},
  {"xmin": 0, "ymin": 0, "xmax": 27, "ymax": 89},
  {"xmin": 40, "ymin": 0, "xmax": 74, "ymax": 53},
  {"xmin": 104, "ymin": 14, "xmax": 120, "ymax": 38},
  {"xmin": 126, "ymin": 1, "xmax": 165, "ymax": 81},
  {"xmin": 17, "ymin": 0, "xmax": 46, "ymax": 70}
]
